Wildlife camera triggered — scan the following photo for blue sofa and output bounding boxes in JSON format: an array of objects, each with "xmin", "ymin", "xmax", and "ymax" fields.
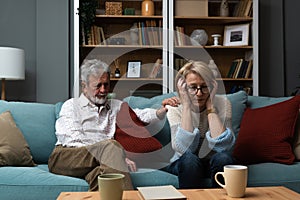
[{"xmin": 0, "ymin": 91, "xmax": 299, "ymax": 200}]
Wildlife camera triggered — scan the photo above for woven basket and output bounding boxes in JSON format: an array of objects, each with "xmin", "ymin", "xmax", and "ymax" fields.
[{"xmin": 105, "ymin": 2, "xmax": 122, "ymax": 15}]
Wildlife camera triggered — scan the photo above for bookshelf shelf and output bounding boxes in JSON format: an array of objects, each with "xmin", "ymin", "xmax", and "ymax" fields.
[
  {"xmin": 174, "ymin": 46, "xmax": 253, "ymax": 49},
  {"xmin": 221, "ymin": 78, "xmax": 253, "ymax": 81},
  {"xmin": 81, "ymin": 45, "xmax": 162, "ymax": 49},
  {"xmin": 111, "ymin": 78, "xmax": 163, "ymax": 81}
]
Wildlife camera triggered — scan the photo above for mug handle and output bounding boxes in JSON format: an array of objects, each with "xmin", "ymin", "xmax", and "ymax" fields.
[{"xmin": 214, "ymin": 172, "xmax": 226, "ymax": 188}]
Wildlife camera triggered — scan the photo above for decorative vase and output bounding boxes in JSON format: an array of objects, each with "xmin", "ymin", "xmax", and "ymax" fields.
[
  {"xmin": 142, "ymin": 0, "xmax": 154, "ymax": 16},
  {"xmin": 190, "ymin": 29, "xmax": 208, "ymax": 46},
  {"xmin": 114, "ymin": 67, "xmax": 120, "ymax": 78},
  {"xmin": 220, "ymin": 0, "xmax": 229, "ymax": 17},
  {"xmin": 211, "ymin": 34, "xmax": 221, "ymax": 46}
]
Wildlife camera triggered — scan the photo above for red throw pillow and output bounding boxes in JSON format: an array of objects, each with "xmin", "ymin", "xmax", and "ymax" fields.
[
  {"xmin": 233, "ymin": 95, "xmax": 300, "ymax": 165},
  {"xmin": 115, "ymin": 102, "xmax": 162, "ymax": 153}
]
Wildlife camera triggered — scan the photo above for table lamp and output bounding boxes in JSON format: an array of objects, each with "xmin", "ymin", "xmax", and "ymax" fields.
[{"xmin": 0, "ymin": 47, "xmax": 25, "ymax": 100}]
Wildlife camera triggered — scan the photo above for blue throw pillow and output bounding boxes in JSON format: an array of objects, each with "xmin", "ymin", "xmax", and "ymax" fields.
[{"xmin": 225, "ymin": 90, "xmax": 248, "ymax": 137}]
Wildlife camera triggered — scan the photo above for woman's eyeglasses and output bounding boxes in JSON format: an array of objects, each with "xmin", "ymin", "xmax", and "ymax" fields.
[{"xmin": 187, "ymin": 85, "xmax": 210, "ymax": 95}]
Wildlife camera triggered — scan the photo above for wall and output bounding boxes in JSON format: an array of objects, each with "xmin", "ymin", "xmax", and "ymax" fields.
[
  {"xmin": 258, "ymin": 0, "xmax": 285, "ymax": 97},
  {"xmin": 0, "ymin": 0, "xmax": 36, "ymax": 101},
  {"xmin": 284, "ymin": 1, "xmax": 300, "ymax": 96},
  {"xmin": 36, "ymin": 0, "xmax": 69, "ymax": 103},
  {"xmin": 0, "ymin": 0, "xmax": 69, "ymax": 103},
  {"xmin": 259, "ymin": 0, "xmax": 300, "ymax": 97}
]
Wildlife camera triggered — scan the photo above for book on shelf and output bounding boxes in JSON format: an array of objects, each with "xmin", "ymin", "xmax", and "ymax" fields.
[
  {"xmin": 175, "ymin": 26, "xmax": 187, "ymax": 46},
  {"xmin": 99, "ymin": 27, "xmax": 106, "ymax": 45},
  {"xmin": 149, "ymin": 58, "xmax": 163, "ymax": 78},
  {"xmin": 137, "ymin": 185, "xmax": 187, "ymax": 200},
  {"xmin": 231, "ymin": 58, "xmax": 243, "ymax": 78},
  {"xmin": 236, "ymin": 60, "xmax": 248, "ymax": 78},
  {"xmin": 174, "ymin": 58, "xmax": 187, "ymax": 71},
  {"xmin": 138, "ymin": 21, "xmax": 143, "ymax": 45},
  {"xmin": 226, "ymin": 59, "xmax": 240, "ymax": 78},
  {"xmin": 244, "ymin": 59, "xmax": 253, "ymax": 78},
  {"xmin": 233, "ymin": 0, "xmax": 253, "ymax": 17}
]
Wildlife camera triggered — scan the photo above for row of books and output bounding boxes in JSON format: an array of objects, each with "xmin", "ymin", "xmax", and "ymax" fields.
[
  {"xmin": 174, "ymin": 26, "xmax": 189, "ymax": 46},
  {"xmin": 137, "ymin": 20, "xmax": 163, "ymax": 46},
  {"xmin": 174, "ymin": 58, "xmax": 188, "ymax": 71},
  {"xmin": 81, "ymin": 20, "xmax": 163, "ymax": 46},
  {"xmin": 233, "ymin": 0, "xmax": 253, "ymax": 17},
  {"xmin": 226, "ymin": 58, "xmax": 253, "ymax": 79},
  {"xmin": 82, "ymin": 25, "xmax": 106, "ymax": 45}
]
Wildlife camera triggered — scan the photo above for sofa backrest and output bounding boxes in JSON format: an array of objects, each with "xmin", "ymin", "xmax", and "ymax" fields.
[
  {"xmin": 0, "ymin": 100, "xmax": 61, "ymax": 164},
  {"xmin": 247, "ymin": 95, "xmax": 292, "ymax": 108}
]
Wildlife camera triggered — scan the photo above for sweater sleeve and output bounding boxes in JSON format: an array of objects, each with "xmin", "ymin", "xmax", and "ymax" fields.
[
  {"xmin": 172, "ymin": 126, "xmax": 201, "ymax": 155},
  {"xmin": 206, "ymin": 128, "xmax": 236, "ymax": 152},
  {"xmin": 132, "ymin": 107, "xmax": 160, "ymax": 123}
]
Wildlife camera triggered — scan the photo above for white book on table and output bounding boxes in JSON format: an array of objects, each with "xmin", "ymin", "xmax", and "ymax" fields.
[{"xmin": 137, "ymin": 185, "xmax": 187, "ymax": 200}]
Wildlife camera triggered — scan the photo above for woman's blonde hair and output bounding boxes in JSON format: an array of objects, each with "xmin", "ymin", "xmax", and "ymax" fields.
[{"xmin": 175, "ymin": 60, "xmax": 215, "ymax": 93}]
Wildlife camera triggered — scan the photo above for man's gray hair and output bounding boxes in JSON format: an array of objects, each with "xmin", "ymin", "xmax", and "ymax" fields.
[{"xmin": 80, "ymin": 59, "xmax": 110, "ymax": 83}]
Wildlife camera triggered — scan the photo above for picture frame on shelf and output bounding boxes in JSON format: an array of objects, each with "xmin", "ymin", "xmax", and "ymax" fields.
[
  {"xmin": 223, "ymin": 23, "xmax": 250, "ymax": 46},
  {"xmin": 127, "ymin": 61, "xmax": 141, "ymax": 78}
]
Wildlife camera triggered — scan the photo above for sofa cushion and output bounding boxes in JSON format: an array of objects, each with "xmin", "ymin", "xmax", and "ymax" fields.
[
  {"xmin": 233, "ymin": 95, "xmax": 300, "ymax": 165},
  {"xmin": 0, "ymin": 111, "xmax": 35, "ymax": 166},
  {"xmin": 225, "ymin": 90, "xmax": 248, "ymax": 137},
  {"xmin": 247, "ymin": 162, "xmax": 300, "ymax": 192},
  {"xmin": 130, "ymin": 168, "xmax": 179, "ymax": 189},
  {"xmin": 0, "ymin": 100, "xmax": 57, "ymax": 164},
  {"xmin": 0, "ymin": 164, "xmax": 88, "ymax": 200},
  {"xmin": 115, "ymin": 102, "xmax": 162, "ymax": 153},
  {"xmin": 123, "ymin": 93, "xmax": 177, "ymax": 147}
]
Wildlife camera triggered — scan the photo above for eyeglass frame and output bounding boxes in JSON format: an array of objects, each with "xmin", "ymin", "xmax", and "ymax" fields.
[{"xmin": 186, "ymin": 85, "xmax": 211, "ymax": 95}]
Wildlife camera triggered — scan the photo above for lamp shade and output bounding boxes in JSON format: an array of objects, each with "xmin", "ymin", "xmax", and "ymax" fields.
[{"xmin": 0, "ymin": 47, "xmax": 25, "ymax": 80}]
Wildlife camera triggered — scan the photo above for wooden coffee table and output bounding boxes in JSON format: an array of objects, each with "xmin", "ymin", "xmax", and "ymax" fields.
[{"xmin": 57, "ymin": 186, "xmax": 300, "ymax": 200}]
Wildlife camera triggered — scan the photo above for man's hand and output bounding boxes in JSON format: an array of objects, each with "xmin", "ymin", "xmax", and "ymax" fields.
[
  {"xmin": 162, "ymin": 96, "xmax": 180, "ymax": 107},
  {"xmin": 125, "ymin": 158, "xmax": 137, "ymax": 172},
  {"xmin": 156, "ymin": 106, "xmax": 168, "ymax": 120}
]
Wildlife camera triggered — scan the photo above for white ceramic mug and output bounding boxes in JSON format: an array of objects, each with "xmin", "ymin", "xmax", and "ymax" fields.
[
  {"xmin": 98, "ymin": 173, "xmax": 124, "ymax": 200},
  {"xmin": 214, "ymin": 165, "xmax": 248, "ymax": 198}
]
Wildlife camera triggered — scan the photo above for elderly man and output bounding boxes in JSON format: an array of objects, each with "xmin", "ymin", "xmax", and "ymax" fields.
[{"xmin": 48, "ymin": 59, "xmax": 167, "ymax": 191}]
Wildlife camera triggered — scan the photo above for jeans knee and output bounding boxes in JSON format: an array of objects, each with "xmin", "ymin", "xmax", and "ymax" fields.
[
  {"xmin": 210, "ymin": 152, "xmax": 234, "ymax": 167},
  {"xmin": 179, "ymin": 152, "xmax": 202, "ymax": 170}
]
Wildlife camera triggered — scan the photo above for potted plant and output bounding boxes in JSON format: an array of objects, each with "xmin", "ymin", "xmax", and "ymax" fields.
[{"xmin": 79, "ymin": 0, "xmax": 98, "ymax": 45}]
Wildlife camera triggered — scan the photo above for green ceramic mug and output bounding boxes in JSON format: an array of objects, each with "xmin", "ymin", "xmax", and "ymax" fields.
[{"xmin": 98, "ymin": 173, "xmax": 125, "ymax": 200}]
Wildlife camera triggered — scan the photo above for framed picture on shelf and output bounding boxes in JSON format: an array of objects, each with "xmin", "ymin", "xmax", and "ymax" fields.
[
  {"xmin": 223, "ymin": 24, "xmax": 250, "ymax": 46},
  {"xmin": 127, "ymin": 61, "xmax": 141, "ymax": 78}
]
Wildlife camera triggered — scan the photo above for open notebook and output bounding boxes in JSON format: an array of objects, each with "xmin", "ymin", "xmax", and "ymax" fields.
[{"xmin": 137, "ymin": 185, "xmax": 187, "ymax": 200}]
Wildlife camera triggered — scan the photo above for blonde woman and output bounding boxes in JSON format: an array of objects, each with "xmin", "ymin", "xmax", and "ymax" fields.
[{"xmin": 162, "ymin": 60, "xmax": 236, "ymax": 188}]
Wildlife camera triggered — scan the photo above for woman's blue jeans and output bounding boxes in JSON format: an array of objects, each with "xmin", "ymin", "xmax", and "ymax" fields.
[{"xmin": 162, "ymin": 151, "xmax": 235, "ymax": 189}]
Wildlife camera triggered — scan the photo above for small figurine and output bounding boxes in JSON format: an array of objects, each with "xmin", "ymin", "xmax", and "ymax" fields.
[{"xmin": 220, "ymin": 0, "xmax": 229, "ymax": 17}]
